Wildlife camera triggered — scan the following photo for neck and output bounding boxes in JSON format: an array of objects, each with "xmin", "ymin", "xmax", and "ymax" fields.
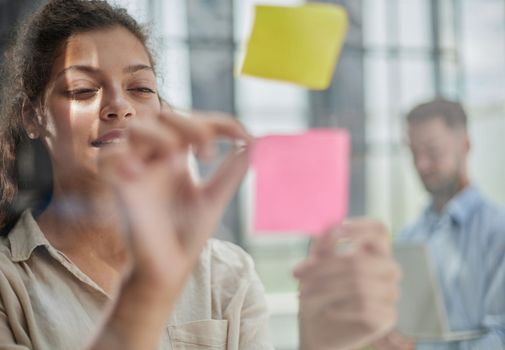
[
  {"xmin": 432, "ymin": 176, "xmax": 470, "ymax": 213},
  {"xmin": 37, "ymin": 180, "xmax": 128, "ymax": 268}
]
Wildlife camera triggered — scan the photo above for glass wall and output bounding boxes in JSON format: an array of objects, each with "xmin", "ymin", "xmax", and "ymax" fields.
[
  {"xmin": 1, "ymin": 0, "xmax": 504, "ymax": 349},
  {"xmin": 364, "ymin": 0, "xmax": 505, "ymax": 235},
  {"xmin": 112, "ymin": 1, "xmax": 505, "ymax": 348}
]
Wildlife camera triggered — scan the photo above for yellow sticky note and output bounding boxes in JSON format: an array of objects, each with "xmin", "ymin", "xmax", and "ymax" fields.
[{"xmin": 240, "ymin": 3, "xmax": 348, "ymax": 90}]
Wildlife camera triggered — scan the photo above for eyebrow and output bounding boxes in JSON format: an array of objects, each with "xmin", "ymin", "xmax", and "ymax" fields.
[
  {"xmin": 123, "ymin": 64, "xmax": 154, "ymax": 74},
  {"xmin": 56, "ymin": 64, "xmax": 154, "ymax": 79}
]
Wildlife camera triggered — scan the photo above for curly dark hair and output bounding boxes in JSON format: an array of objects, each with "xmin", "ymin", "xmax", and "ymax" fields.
[{"xmin": 0, "ymin": 0, "xmax": 156, "ymax": 233}]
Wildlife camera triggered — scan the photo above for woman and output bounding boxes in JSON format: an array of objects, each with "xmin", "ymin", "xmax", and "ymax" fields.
[
  {"xmin": 0, "ymin": 0, "xmax": 272, "ymax": 349},
  {"xmin": 0, "ymin": 1, "xmax": 402, "ymax": 349}
]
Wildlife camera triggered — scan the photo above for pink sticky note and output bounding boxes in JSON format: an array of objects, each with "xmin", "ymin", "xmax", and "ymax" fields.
[{"xmin": 252, "ymin": 129, "xmax": 350, "ymax": 236}]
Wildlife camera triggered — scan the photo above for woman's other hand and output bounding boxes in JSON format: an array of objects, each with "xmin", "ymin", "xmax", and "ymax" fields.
[
  {"xmin": 373, "ymin": 330, "xmax": 416, "ymax": 350},
  {"xmin": 294, "ymin": 219, "xmax": 402, "ymax": 350}
]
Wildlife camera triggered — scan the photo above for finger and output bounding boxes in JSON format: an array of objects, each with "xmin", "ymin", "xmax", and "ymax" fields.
[
  {"xmin": 300, "ymin": 273, "xmax": 401, "ymax": 307},
  {"xmin": 300, "ymin": 292, "xmax": 397, "ymax": 334},
  {"xmin": 296, "ymin": 254, "xmax": 401, "ymax": 294},
  {"xmin": 308, "ymin": 219, "xmax": 391, "ymax": 259},
  {"xmin": 158, "ymin": 111, "xmax": 214, "ymax": 157},
  {"xmin": 308, "ymin": 226, "xmax": 344, "ymax": 258},
  {"xmin": 293, "ymin": 240, "xmax": 353, "ymax": 278},
  {"xmin": 293, "ymin": 256, "xmax": 318, "ymax": 278},
  {"xmin": 296, "ymin": 227, "xmax": 351, "ymax": 277},
  {"xmin": 97, "ymin": 143, "xmax": 143, "ymax": 183},
  {"xmin": 159, "ymin": 110, "xmax": 252, "ymax": 159},
  {"xmin": 300, "ymin": 276, "xmax": 401, "ymax": 307},
  {"xmin": 295, "ymin": 247, "xmax": 399, "ymax": 280},
  {"xmin": 190, "ymin": 111, "xmax": 253, "ymax": 142},
  {"xmin": 128, "ymin": 119, "xmax": 183, "ymax": 163},
  {"xmin": 202, "ymin": 146, "xmax": 250, "ymax": 212},
  {"xmin": 340, "ymin": 219, "xmax": 392, "ymax": 255},
  {"xmin": 293, "ymin": 253, "xmax": 349, "ymax": 280}
]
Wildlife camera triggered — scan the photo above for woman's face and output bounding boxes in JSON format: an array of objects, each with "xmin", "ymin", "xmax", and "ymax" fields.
[{"xmin": 40, "ymin": 25, "xmax": 161, "ymax": 186}]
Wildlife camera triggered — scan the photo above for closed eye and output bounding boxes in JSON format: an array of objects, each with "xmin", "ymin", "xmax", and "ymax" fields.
[
  {"xmin": 65, "ymin": 88, "xmax": 99, "ymax": 100},
  {"xmin": 129, "ymin": 87, "xmax": 156, "ymax": 94}
]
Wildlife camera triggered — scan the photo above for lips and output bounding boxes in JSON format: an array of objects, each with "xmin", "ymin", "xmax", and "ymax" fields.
[{"xmin": 91, "ymin": 129, "xmax": 126, "ymax": 147}]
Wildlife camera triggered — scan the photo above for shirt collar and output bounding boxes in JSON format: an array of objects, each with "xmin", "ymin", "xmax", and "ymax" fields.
[
  {"xmin": 426, "ymin": 185, "xmax": 483, "ymax": 226},
  {"xmin": 8, "ymin": 210, "xmax": 50, "ymax": 262}
]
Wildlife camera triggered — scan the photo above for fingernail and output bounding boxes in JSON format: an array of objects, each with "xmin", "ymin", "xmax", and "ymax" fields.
[
  {"xmin": 335, "ymin": 238, "xmax": 355, "ymax": 255},
  {"xmin": 292, "ymin": 264, "xmax": 305, "ymax": 278}
]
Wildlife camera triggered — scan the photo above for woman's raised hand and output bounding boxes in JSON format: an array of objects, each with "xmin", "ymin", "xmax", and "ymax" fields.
[{"xmin": 98, "ymin": 108, "xmax": 252, "ymax": 298}]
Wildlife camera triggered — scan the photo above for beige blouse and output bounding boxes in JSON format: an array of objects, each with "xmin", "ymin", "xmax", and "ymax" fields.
[{"xmin": 0, "ymin": 211, "xmax": 273, "ymax": 350}]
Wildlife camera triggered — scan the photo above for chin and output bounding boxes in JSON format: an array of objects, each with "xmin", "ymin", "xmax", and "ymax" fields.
[
  {"xmin": 421, "ymin": 180, "xmax": 438, "ymax": 192},
  {"xmin": 424, "ymin": 184, "xmax": 446, "ymax": 197}
]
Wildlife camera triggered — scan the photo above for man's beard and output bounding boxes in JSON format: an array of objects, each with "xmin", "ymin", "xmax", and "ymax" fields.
[{"xmin": 423, "ymin": 174, "xmax": 462, "ymax": 201}]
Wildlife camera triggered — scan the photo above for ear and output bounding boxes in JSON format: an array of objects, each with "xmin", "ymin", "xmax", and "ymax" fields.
[{"xmin": 21, "ymin": 99, "xmax": 42, "ymax": 139}]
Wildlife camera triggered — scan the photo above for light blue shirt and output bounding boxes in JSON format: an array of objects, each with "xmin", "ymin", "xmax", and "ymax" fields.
[{"xmin": 398, "ymin": 185, "xmax": 505, "ymax": 350}]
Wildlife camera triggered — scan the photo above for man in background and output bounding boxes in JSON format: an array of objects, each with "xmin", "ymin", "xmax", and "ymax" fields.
[{"xmin": 375, "ymin": 98, "xmax": 505, "ymax": 349}]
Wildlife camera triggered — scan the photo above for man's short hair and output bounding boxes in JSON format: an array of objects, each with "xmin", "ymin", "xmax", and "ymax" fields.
[{"xmin": 406, "ymin": 98, "xmax": 467, "ymax": 130}]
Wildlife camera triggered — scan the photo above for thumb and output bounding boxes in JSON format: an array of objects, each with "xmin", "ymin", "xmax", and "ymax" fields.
[{"xmin": 309, "ymin": 225, "xmax": 348, "ymax": 258}]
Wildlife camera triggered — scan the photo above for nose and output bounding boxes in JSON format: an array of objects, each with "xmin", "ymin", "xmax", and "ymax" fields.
[
  {"xmin": 100, "ymin": 89, "xmax": 135, "ymax": 121},
  {"xmin": 414, "ymin": 153, "xmax": 432, "ymax": 174}
]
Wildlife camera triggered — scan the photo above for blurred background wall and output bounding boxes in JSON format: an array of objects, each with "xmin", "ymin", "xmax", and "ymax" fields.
[{"xmin": 1, "ymin": 1, "xmax": 504, "ymax": 349}]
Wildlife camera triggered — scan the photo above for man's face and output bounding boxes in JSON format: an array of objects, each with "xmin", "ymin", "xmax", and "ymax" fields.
[{"xmin": 408, "ymin": 116, "xmax": 468, "ymax": 196}]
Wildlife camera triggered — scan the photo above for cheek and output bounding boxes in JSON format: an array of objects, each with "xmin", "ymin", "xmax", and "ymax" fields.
[
  {"xmin": 133, "ymin": 99, "xmax": 161, "ymax": 120},
  {"xmin": 438, "ymin": 153, "xmax": 459, "ymax": 175},
  {"xmin": 43, "ymin": 98, "xmax": 99, "ymax": 152},
  {"xmin": 445, "ymin": 141, "xmax": 465, "ymax": 171}
]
